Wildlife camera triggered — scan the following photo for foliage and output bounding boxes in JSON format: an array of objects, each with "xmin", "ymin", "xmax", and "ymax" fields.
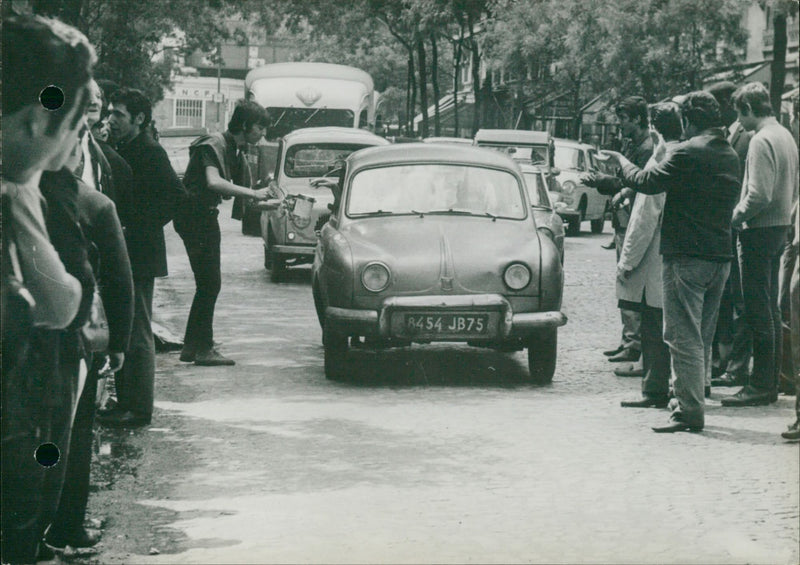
[{"xmin": 29, "ymin": 0, "xmax": 244, "ymax": 103}]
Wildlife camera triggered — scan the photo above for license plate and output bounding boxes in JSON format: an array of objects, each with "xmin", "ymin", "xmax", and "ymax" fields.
[{"xmin": 400, "ymin": 313, "xmax": 490, "ymax": 336}]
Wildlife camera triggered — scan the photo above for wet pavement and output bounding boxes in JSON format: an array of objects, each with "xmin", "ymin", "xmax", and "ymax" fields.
[{"xmin": 66, "ymin": 201, "xmax": 798, "ymax": 564}]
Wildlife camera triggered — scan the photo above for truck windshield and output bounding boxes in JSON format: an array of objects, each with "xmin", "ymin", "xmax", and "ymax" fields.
[{"xmin": 268, "ymin": 107, "xmax": 354, "ymax": 138}]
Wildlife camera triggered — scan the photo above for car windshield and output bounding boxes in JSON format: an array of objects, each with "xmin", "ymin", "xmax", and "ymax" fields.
[
  {"xmin": 284, "ymin": 143, "xmax": 371, "ymax": 178},
  {"xmin": 478, "ymin": 143, "xmax": 549, "ymax": 166},
  {"xmin": 347, "ymin": 164, "xmax": 526, "ymax": 219},
  {"xmin": 553, "ymin": 145, "xmax": 585, "ymax": 171},
  {"xmin": 522, "ymin": 172, "xmax": 551, "ymax": 207}
]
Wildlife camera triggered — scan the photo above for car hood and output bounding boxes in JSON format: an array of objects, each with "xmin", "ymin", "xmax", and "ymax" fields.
[{"xmin": 340, "ymin": 215, "xmax": 541, "ymax": 296}]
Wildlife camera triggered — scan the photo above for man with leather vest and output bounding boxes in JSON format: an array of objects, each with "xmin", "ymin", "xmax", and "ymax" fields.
[
  {"xmin": 174, "ymin": 99, "xmax": 271, "ymax": 366},
  {"xmin": 584, "ymin": 97, "xmax": 653, "ymax": 370}
]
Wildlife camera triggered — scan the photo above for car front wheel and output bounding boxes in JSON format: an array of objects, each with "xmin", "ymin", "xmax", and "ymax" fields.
[
  {"xmin": 526, "ymin": 328, "xmax": 557, "ymax": 384},
  {"xmin": 323, "ymin": 320, "xmax": 348, "ymax": 380}
]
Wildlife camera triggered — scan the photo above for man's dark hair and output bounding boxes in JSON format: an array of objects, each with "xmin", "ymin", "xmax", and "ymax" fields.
[
  {"xmin": 615, "ymin": 96, "xmax": 648, "ymax": 129},
  {"xmin": 731, "ymin": 82, "xmax": 774, "ymax": 118},
  {"xmin": 680, "ymin": 91, "xmax": 721, "ymax": 131},
  {"xmin": 649, "ymin": 102, "xmax": 683, "ymax": 141},
  {"xmin": 706, "ymin": 81, "xmax": 736, "ymax": 109},
  {"xmin": 228, "ymin": 99, "xmax": 270, "ymax": 134},
  {"xmin": 109, "ymin": 87, "xmax": 152, "ymax": 132},
  {"xmin": 2, "ymin": 14, "xmax": 96, "ymax": 131}
]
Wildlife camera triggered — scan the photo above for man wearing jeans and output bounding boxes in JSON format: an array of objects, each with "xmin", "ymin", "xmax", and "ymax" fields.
[
  {"xmin": 722, "ymin": 83, "xmax": 798, "ymax": 407},
  {"xmin": 602, "ymin": 91, "xmax": 741, "ymax": 433}
]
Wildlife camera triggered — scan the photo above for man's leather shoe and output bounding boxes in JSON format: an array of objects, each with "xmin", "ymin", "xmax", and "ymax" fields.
[
  {"xmin": 711, "ymin": 372, "xmax": 745, "ymax": 387},
  {"xmin": 782, "ymin": 420, "xmax": 800, "ymax": 440},
  {"xmin": 621, "ymin": 395, "xmax": 668, "ymax": 408},
  {"xmin": 720, "ymin": 385, "xmax": 772, "ymax": 407},
  {"xmin": 179, "ymin": 347, "xmax": 196, "ymax": 362},
  {"xmin": 601, "ymin": 239, "xmax": 616, "ymax": 250},
  {"xmin": 614, "ymin": 362, "xmax": 644, "ymax": 377},
  {"xmin": 96, "ymin": 409, "xmax": 151, "ymax": 428},
  {"xmin": 45, "ymin": 527, "xmax": 101, "ymax": 550},
  {"xmin": 652, "ymin": 414, "xmax": 703, "ymax": 433},
  {"xmin": 194, "ymin": 348, "xmax": 235, "ymax": 366},
  {"xmin": 608, "ymin": 348, "xmax": 640, "ymax": 363},
  {"xmin": 603, "ymin": 345, "xmax": 625, "ymax": 357}
]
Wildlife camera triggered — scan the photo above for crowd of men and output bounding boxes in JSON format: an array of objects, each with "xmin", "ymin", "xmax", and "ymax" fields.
[
  {"xmin": 1, "ymin": 13, "xmax": 273, "ymax": 563},
  {"xmin": 586, "ymin": 86, "xmax": 799, "ymax": 435},
  {"xmin": 1, "ymin": 10, "xmax": 799, "ymax": 565}
]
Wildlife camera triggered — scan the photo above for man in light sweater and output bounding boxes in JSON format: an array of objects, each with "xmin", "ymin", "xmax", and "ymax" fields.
[{"xmin": 722, "ymin": 82, "xmax": 799, "ymax": 407}]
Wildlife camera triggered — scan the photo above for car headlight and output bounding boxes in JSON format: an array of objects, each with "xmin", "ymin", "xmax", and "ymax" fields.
[
  {"xmin": 503, "ymin": 263, "xmax": 531, "ymax": 290},
  {"xmin": 361, "ymin": 262, "xmax": 391, "ymax": 292},
  {"xmin": 561, "ymin": 181, "xmax": 576, "ymax": 195}
]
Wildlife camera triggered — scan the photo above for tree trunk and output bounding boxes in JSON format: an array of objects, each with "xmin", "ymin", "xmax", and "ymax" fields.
[
  {"xmin": 431, "ymin": 33, "xmax": 441, "ymax": 137},
  {"xmin": 406, "ymin": 54, "xmax": 413, "ymax": 134},
  {"xmin": 409, "ymin": 51, "xmax": 417, "ymax": 135},
  {"xmin": 417, "ymin": 35, "xmax": 429, "ymax": 139},
  {"xmin": 453, "ymin": 28, "xmax": 464, "ymax": 137},
  {"xmin": 770, "ymin": 12, "xmax": 788, "ymax": 117},
  {"xmin": 467, "ymin": 12, "xmax": 481, "ymax": 136}
]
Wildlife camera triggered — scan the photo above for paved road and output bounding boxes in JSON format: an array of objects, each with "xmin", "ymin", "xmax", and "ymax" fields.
[{"xmin": 82, "ymin": 203, "xmax": 799, "ymax": 564}]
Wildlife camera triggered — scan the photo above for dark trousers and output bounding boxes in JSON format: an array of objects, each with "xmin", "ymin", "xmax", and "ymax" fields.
[
  {"xmin": 116, "ymin": 276, "xmax": 155, "ymax": 416},
  {"xmin": 49, "ymin": 357, "xmax": 100, "ymax": 540},
  {"xmin": 175, "ymin": 209, "xmax": 221, "ymax": 353},
  {"xmin": 739, "ymin": 226, "xmax": 789, "ymax": 394},
  {"xmin": 713, "ymin": 233, "xmax": 752, "ymax": 377},
  {"xmin": 615, "ymin": 229, "xmax": 641, "ymax": 352},
  {"xmin": 641, "ymin": 305, "xmax": 671, "ymax": 398},
  {"xmin": 1, "ymin": 334, "xmax": 76, "ymax": 564}
]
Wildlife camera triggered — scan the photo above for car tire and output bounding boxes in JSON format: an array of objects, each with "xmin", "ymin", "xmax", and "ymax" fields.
[
  {"xmin": 312, "ymin": 280, "xmax": 324, "ymax": 328},
  {"xmin": 526, "ymin": 328, "xmax": 557, "ymax": 384},
  {"xmin": 269, "ymin": 254, "xmax": 286, "ymax": 282},
  {"xmin": 565, "ymin": 216, "xmax": 581, "ymax": 236},
  {"xmin": 323, "ymin": 320, "xmax": 348, "ymax": 380},
  {"xmin": 590, "ymin": 218, "xmax": 604, "ymax": 234},
  {"xmin": 241, "ymin": 206, "xmax": 261, "ymax": 237}
]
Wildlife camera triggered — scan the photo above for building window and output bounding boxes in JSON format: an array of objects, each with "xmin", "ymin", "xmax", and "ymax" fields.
[{"xmin": 174, "ymin": 99, "xmax": 204, "ymax": 128}]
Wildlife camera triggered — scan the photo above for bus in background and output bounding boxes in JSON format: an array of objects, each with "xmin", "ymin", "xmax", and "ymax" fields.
[{"xmin": 236, "ymin": 62, "xmax": 379, "ymax": 235}]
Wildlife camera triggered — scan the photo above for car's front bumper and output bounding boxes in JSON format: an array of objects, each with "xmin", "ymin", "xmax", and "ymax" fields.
[
  {"xmin": 271, "ymin": 244, "xmax": 315, "ymax": 256},
  {"xmin": 325, "ymin": 294, "xmax": 567, "ymax": 340}
]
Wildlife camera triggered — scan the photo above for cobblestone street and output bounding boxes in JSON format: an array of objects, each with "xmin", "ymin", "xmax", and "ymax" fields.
[{"xmin": 82, "ymin": 203, "xmax": 799, "ymax": 564}]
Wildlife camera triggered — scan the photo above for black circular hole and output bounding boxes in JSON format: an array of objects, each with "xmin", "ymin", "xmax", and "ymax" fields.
[
  {"xmin": 35, "ymin": 442, "xmax": 61, "ymax": 467},
  {"xmin": 39, "ymin": 85, "xmax": 65, "ymax": 111}
]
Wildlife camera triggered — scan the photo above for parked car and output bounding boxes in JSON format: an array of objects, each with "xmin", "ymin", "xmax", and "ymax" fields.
[
  {"xmin": 519, "ymin": 164, "xmax": 565, "ymax": 263},
  {"xmin": 473, "ymin": 129, "xmax": 559, "ymax": 192},
  {"xmin": 311, "ymin": 144, "xmax": 567, "ymax": 382},
  {"xmin": 422, "ymin": 136, "xmax": 473, "ymax": 145},
  {"xmin": 259, "ymin": 127, "xmax": 389, "ymax": 281},
  {"xmin": 551, "ymin": 138, "xmax": 610, "ymax": 236}
]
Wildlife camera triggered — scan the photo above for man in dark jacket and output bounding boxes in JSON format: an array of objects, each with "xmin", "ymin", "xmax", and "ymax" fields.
[
  {"xmin": 707, "ymin": 81, "xmax": 753, "ymax": 389},
  {"xmin": 46, "ymin": 129, "xmax": 134, "ymax": 551},
  {"xmin": 175, "ymin": 99, "xmax": 270, "ymax": 366},
  {"xmin": 602, "ymin": 91, "xmax": 741, "ymax": 433},
  {"xmin": 99, "ymin": 87, "xmax": 185, "ymax": 428}
]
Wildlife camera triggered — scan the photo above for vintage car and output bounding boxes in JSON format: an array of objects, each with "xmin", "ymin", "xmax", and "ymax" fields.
[
  {"xmin": 259, "ymin": 127, "xmax": 389, "ymax": 281},
  {"xmin": 311, "ymin": 144, "xmax": 567, "ymax": 382},
  {"xmin": 551, "ymin": 138, "xmax": 610, "ymax": 236},
  {"xmin": 473, "ymin": 129, "xmax": 559, "ymax": 192},
  {"xmin": 422, "ymin": 136, "xmax": 473, "ymax": 145},
  {"xmin": 519, "ymin": 163, "xmax": 565, "ymax": 263}
]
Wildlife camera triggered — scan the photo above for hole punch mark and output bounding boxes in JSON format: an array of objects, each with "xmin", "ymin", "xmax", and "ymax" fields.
[
  {"xmin": 39, "ymin": 85, "xmax": 64, "ymax": 111},
  {"xmin": 35, "ymin": 442, "xmax": 60, "ymax": 467}
]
